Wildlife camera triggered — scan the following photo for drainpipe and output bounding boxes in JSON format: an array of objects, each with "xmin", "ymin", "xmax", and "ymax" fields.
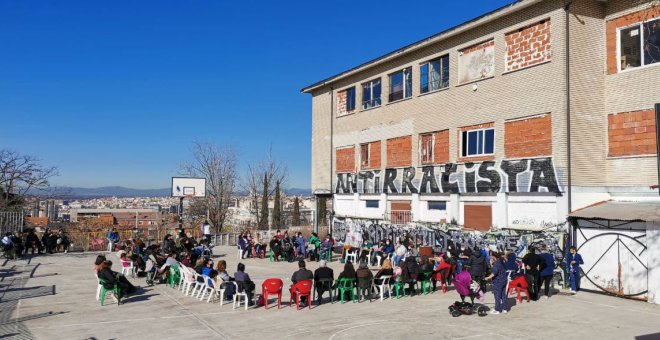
[
  {"xmin": 330, "ymin": 86, "xmax": 334, "ymax": 195},
  {"xmin": 565, "ymin": 1, "xmax": 573, "ymax": 214}
]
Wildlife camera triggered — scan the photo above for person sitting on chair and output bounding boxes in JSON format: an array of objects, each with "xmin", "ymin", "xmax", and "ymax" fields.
[
  {"xmin": 314, "ymin": 260, "xmax": 334, "ymax": 304},
  {"xmin": 358, "ymin": 239, "xmax": 373, "ymax": 263},
  {"xmin": 290, "ymin": 260, "xmax": 313, "ymax": 306},
  {"xmin": 356, "ymin": 261, "xmax": 374, "ymax": 300},
  {"xmin": 269, "ymin": 237, "xmax": 282, "ymax": 261},
  {"xmin": 97, "ymin": 260, "xmax": 137, "ymax": 302},
  {"xmin": 234, "ymin": 262, "xmax": 255, "ymax": 306},
  {"xmin": 319, "ymin": 235, "xmax": 333, "ymax": 261}
]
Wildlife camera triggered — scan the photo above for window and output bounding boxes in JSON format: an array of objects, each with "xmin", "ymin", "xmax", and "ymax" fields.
[
  {"xmin": 427, "ymin": 201, "xmax": 447, "ymax": 211},
  {"xmin": 346, "ymin": 87, "xmax": 356, "ymax": 112},
  {"xmin": 362, "ymin": 79, "xmax": 382, "ymax": 109},
  {"xmin": 619, "ymin": 18, "xmax": 660, "ymax": 71},
  {"xmin": 366, "ymin": 200, "xmax": 380, "ymax": 208},
  {"xmin": 420, "ymin": 133, "xmax": 434, "ymax": 164},
  {"xmin": 360, "ymin": 143, "xmax": 370, "ymax": 168},
  {"xmin": 420, "ymin": 56, "xmax": 449, "ymax": 93},
  {"xmin": 389, "ymin": 67, "xmax": 412, "ymax": 102},
  {"xmin": 461, "ymin": 128, "xmax": 495, "ymax": 157}
]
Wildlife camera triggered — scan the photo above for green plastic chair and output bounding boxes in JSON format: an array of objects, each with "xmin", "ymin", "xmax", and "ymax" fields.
[
  {"xmin": 99, "ymin": 278, "xmax": 120, "ymax": 306},
  {"xmin": 418, "ymin": 272, "xmax": 433, "ymax": 295},
  {"xmin": 269, "ymin": 250, "xmax": 274, "ymax": 262},
  {"xmin": 335, "ymin": 278, "xmax": 356, "ymax": 304},
  {"xmin": 168, "ymin": 265, "xmax": 181, "ymax": 288},
  {"xmin": 392, "ymin": 276, "xmax": 407, "ymax": 299}
]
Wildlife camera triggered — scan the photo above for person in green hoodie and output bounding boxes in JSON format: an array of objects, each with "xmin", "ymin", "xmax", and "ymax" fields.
[{"xmin": 308, "ymin": 232, "xmax": 321, "ymax": 261}]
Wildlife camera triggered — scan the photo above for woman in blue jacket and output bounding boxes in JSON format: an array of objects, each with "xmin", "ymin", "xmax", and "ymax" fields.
[
  {"xmin": 566, "ymin": 246, "xmax": 584, "ymax": 294},
  {"xmin": 485, "ymin": 252, "xmax": 509, "ymax": 314}
]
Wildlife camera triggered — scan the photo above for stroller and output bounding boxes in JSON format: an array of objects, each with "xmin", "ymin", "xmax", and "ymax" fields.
[{"xmin": 449, "ymin": 270, "xmax": 487, "ymax": 317}]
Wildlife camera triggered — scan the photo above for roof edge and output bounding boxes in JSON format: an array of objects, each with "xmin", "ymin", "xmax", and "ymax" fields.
[{"xmin": 300, "ymin": 0, "xmax": 542, "ymax": 94}]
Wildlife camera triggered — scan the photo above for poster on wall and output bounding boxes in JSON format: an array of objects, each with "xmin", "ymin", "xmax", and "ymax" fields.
[{"xmin": 458, "ymin": 40, "xmax": 495, "ymax": 84}]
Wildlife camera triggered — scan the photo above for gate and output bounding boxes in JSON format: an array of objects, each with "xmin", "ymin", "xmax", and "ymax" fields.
[{"xmin": 571, "ymin": 218, "xmax": 647, "ymax": 300}]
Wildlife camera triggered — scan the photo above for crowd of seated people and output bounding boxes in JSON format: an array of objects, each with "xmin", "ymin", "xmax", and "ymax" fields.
[{"xmin": 1, "ymin": 228, "xmax": 73, "ymax": 259}]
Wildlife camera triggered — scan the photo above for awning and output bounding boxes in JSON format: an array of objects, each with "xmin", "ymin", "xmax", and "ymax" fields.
[{"xmin": 568, "ymin": 200, "xmax": 660, "ymax": 223}]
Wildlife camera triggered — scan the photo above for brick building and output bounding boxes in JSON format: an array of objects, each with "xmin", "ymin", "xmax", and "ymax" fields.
[{"xmin": 303, "ymin": 0, "xmax": 660, "ymax": 231}]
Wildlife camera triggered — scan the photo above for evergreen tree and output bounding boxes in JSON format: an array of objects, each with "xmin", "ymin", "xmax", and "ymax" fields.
[
  {"xmin": 258, "ymin": 173, "xmax": 269, "ymax": 229},
  {"xmin": 292, "ymin": 197, "xmax": 301, "ymax": 226},
  {"xmin": 272, "ymin": 181, "xmax": 282, "ymax": 229}
]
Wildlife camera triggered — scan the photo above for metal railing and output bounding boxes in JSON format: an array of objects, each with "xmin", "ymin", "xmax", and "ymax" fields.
[
  {"xmin": 383, "ymin": 210, "xmax": 413, "ymax": 224},
  {"xmin": 0, "ymin": 211, "xmax": 24, "ymax": 235}
]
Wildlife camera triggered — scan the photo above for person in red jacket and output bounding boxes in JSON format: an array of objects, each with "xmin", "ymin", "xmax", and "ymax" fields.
[{"xmin": 433, "ymin": 254, "xmax": 451, "ymax": 291}]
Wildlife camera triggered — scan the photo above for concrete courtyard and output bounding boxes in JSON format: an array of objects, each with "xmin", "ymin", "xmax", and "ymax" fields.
[{"xmin": 2, "ymin": 245, "xmax": 660, "ymax": 340}]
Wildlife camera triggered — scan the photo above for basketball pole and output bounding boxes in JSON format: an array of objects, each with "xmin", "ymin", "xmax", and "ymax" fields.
[{"xmin": 178, "ymin": 197, "xmax": 184, "ymax": 230}]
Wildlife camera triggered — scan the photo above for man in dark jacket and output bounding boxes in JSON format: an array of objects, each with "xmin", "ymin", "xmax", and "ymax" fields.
[
  {"xmin": 404, "ymin": 256, "xmax": 420, "ymax": 295},
  {"xmin": 291, "ymin": 260, "xmax": 313, "ymax": 283},
  {"xmin": 289, "ymin": 260, "xmax": 313, "ymax": 306},
  {"xmin": 522, "ymin": 246, "xmax": 542, "ymax": 300},
  {"xmin": 538, "ymin": 244, "xmax": 555, "ymax": 299},
  {"xmin": 313, "ymin": 260, "xmax": 334, "ymax": 304},
  {"xmin": 468, "ymin": 247, "xmax": 489, "ymax": 293}
]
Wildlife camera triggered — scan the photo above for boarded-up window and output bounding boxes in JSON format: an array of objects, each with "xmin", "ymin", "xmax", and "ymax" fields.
[
  {"xmin": 420, "ymin": 133, "xmax": 433, "ymax": 164},
  {"xmin": 360, "ymin": 144, "xmax": 370, "ymax": 168},
  {"xmin": 464, "ymin": 204, "xmax": 492, "ymax": 231}
]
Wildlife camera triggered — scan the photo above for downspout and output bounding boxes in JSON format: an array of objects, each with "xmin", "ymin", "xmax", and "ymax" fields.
[
  {"xmin": 330, "ymin": 86, "xmax": 334, "ymax": 195},
  {"xmin": 565, "ymin": 1, "xmax": 573, "ymax": 215}
]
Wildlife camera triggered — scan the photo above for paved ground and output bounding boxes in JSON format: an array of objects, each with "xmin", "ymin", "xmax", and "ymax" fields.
[{"xmin": 1, "ymin": 246, "xmax": 660, "ymax": 340}]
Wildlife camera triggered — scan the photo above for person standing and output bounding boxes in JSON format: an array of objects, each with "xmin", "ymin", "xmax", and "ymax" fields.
[
  {"xmin": 201, "ymin": 221, "xmax": 211, "ymax": 244},
  {"xmin": 522, "ymin": 246, "xmax": 542, "ymax": 301},
  {"xmin": 485, "ymin": 252, "xmax": 509, "ymax": 314},
  {"xmin": 467, "ymin": 247, "xmax": 489, "ymax": 293},
  {"xmin": 107, "ymin": 228, "xmax": 119, "ymax": 252},
  {"xmin": 538, "ymin": 244, "xmax": 555, "ymax": 299},
  {"xmin": 566, "ymin": 246, "xmax": 584, "ymax": 294}
]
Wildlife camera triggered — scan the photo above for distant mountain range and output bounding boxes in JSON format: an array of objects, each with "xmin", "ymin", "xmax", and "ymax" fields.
[{"xmin": 31, "ymin": 186, "xmax": 312, "ymax": 198}]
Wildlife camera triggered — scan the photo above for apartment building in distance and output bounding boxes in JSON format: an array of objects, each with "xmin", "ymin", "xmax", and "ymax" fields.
[{"xmin": 303, "ymin": 0, "xmax": 660, "ymax": 232}]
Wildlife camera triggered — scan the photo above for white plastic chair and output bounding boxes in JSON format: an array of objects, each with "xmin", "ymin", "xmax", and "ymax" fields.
[
  {"xmin": 120, "ymin": 260, "xmax": 135, "ymax": 278},
  {"xmin": 199, "ymin": 275, "xmax": 216, "ymax": 301},
  {"xmin": 210, "ymin": 279, "xmax": 227, "ymax": 304},
  {"xmin": 179, "ymin": 267, "xmax": 197, "ymax": 294},
  {"xmin": 365, "ymin": 252, "xmax": 373, "ymax": 266},
  {"xmin": 345, "ymin": 249, "xmax": 358, "ymax": 264},
  {"xmin": 237, "ymin": 246, "xmax": 243, "ymax": 260},
  {"xmin": 187, "ymin": 272, "xmax": 203, "ymax": 297},
  {"xmin": 96, "ymin": 284, "xmax": 102, "ymax": 301},
  {"xmin": 232, "ymin": 282, "xmax": 249, "ymax": 310},
  {"xmin": 372, "ymin": 275, "xmax": 392, "ymax": 301}
]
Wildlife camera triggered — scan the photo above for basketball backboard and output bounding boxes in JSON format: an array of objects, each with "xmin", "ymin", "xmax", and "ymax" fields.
[{"xmin": 171, "ymin": 177, "xmax": 206, "ymax": 197}]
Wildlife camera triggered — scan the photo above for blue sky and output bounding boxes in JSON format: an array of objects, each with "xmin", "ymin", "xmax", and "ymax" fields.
[{"xmin": 0, "ymin": 0, "xmax": 514, "ymax": 189}]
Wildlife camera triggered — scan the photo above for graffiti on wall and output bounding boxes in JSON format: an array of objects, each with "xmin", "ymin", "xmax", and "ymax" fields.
[
  {"xmin": 335, "ymin": 157, "xmax": 560, "ymax": 195},
  {"xmin": 332, "ymin": 217, "xmax": 566, "ymax": 262}
]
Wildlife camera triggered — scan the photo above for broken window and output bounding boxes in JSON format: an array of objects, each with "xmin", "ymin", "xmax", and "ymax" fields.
[
  {"xmin": 420, "ymin": 56, "xmax": 449, "ymax": 93},
  {"xmin": 619, "ymin": 18, "xmax": 660, "ymax": 70},
  {"xmin": 461, "ymin": 127, "xmax": 495, "ymax": 157},
  {"xmin": 420, "ymin": 133, "xmax": 434, "ymax": 164},
  {"xmin": 388, "ymin": 67, "xmax": 412, "ymax": 102},
  {"xmin": 362, "ymin": 78, "xmax": 382, "ymax": 109},
  {"xmin": 360, "ymin": 143, "xmax": 370, "ymax": 168}
]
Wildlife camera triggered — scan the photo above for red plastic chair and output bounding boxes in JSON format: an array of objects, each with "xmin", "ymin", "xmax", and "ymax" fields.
[
  {"xmin": 289, "ymin": 280, "xmax": 313, "ymax": 310},
  {"xmin": 262, "ymin": 278, "xmax": 284, "ymax": 309},
  {"xmin": 507, "ymin": 275, "xmax": 530, "ymax": 303},
  {"xmin": 433, "ymin": 270, "xmax": 448, "ymax": 294}
]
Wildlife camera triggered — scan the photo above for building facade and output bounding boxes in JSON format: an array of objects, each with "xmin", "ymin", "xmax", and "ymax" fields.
[{"xmin": 304, "ymin": 0, "xmax": 660, "ymax": 231}]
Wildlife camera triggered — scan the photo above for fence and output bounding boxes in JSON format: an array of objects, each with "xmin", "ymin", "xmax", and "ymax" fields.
[
  {"xmin": 384, "ymin": 211, "xmax": 413, "ymax": 224},
  {"xmin": 0, "ymin": 211, "xmax": 23, "ymax": 235}
]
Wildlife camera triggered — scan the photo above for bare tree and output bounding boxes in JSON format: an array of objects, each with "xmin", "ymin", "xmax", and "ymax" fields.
[
  {"xmin": 243, "ymin": 148, "xmax": 288, "ymax": 230},
  {"xmin": 180, "ymin": 142, "xmax": 238, "ymax": 234},
  {"xmin": 0, "ymin": 149, "xmax": 59, "ymax": 209}
]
